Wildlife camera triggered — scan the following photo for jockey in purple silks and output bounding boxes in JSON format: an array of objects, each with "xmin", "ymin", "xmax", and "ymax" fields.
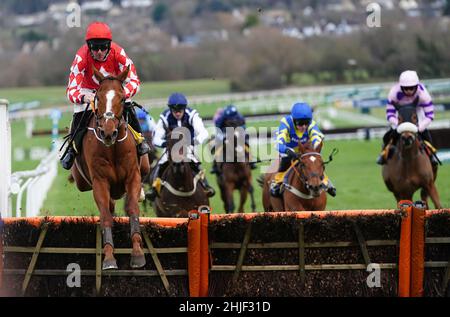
[{"xmin": 376, "ymin": 70, "xmax": 439, "ymax": 166}]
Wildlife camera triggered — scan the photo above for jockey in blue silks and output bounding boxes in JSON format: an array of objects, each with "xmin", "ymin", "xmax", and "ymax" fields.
[
  {"xmin": 211, "ymin": 104, "xmax": 257, "ymax": 174},
  {"xmin": 146, "ymin": 92, "xmax": 215, "ymax": 200},
  {"xmin": 270, "ymin": 102, "xmax": 336, "ymax": 198}
]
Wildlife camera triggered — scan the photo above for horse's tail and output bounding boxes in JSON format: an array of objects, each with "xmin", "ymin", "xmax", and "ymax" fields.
[
  {"xmin": 68, "ymin": 174, "xmax": 75, "ymax": 183},
  {"xmin": 257, "ymin": 174, "xmax": 265, "ymax": 188}
]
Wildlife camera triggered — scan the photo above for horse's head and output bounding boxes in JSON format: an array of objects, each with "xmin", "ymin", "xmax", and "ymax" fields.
[
  {"xmin": 92, "ymin": 65, "xmax": 129, "ymax": 146},
  {"xmin": 397, "ymin": 122, "xmax": 418, "ymax": 149},
  {"xmin": 296, "ymin": 141, "xmax": 326, "ymax": 197},
  {"xmin": 395, "ymin": 102, "xmax": 419, "ymax": 150}
]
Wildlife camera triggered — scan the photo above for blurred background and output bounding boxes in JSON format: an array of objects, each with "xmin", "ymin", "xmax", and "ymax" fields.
[{"xmin": 1, "ymin": 0, "xmax": 449, "ymax": 217}]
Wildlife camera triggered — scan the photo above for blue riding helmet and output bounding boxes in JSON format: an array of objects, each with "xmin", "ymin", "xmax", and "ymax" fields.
[
  {"xmin": 291, "ymin": 102, "xmax": 313, "ymax": 120},
  {"xmin": 224, "ymin": 104, "xmax": 238, "ymax": 118},
  {"xmin": 168, "ymin": 92, "xmax": 188, "ymax": 108}
]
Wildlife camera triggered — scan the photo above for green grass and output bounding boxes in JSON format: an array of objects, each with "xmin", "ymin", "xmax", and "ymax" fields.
[{"xmin": 0, "ymin": 79, "xmax": 230, "ymax": 108}]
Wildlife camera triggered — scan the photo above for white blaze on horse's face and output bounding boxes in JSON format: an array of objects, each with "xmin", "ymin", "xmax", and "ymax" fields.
[
  {"xmin": 309, "ymin": 156, "xmax": 316, "ymax": 163},
  {"xmin": 105, "ymin": 90, "xmax": 115, "ymax": 121}
]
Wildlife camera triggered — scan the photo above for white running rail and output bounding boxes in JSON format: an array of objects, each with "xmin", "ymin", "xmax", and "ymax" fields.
[
  {"xmin": 0, "ymin": 99, "xmax": 11, "ymax": 217},
  {"xmin": 0, "ymin": 99, "xmax": 59, "ymax": 218}
]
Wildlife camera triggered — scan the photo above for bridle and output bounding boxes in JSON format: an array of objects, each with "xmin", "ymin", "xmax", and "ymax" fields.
[
  {"xmin": 283, "ymin": 148, "xmax": 337, "ymax": 199},
  {"xmin": 88, "ymin": 76, "xmax": 128, "ymax": 146},
  {"xmin": 292, "ymin": 152, "xmax": 328, "ymax": 193}
]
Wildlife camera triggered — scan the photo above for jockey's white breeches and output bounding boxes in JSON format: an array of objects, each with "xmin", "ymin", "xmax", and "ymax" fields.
[{"xmin": 157, "ymin": 146, "xmax": 200, "ymax": 165}]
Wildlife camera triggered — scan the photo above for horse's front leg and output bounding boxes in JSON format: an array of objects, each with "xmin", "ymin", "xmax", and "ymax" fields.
[
  {"xmin": 92, "ymin": 180, "xmax": 117, "ymax": 270},
  {"xmin": 249, "ymin": 184, "xmax": 256, "ymax": 212},
  {"xmin": 224, "ymin": 182, "xmax": 235, "ymax": 213},
  {"xmin": 238, "ymin": 186, "xmax": 248, "ymax": 213},
  {"xmin": 425, "ymin": 182, "xmax": 442, "ymax": 209},
  {"xmin": 125, "ymin": 173, "xmax": 146, "ymax": 269}
]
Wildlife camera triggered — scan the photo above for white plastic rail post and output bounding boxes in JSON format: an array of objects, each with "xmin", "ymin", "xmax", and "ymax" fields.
[{"xmin": 0, "ymin": 99, "xmax": 11, "ymax": 217}]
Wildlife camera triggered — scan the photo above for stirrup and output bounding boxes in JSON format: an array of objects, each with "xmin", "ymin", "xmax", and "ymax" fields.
[
  {"xmin": 430, "ymin": 155, "xmax": 439, "ymax": 166},
  {"xmin": 327, "ymin": 186, "xmax": 337, "ymax": 197}
]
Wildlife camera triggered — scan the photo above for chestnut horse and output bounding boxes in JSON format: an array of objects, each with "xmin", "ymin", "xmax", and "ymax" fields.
[
  {"xmin": 214, "ymin": 126, "xmax": 255, "ymax": 213},
  {"xmin": 261, "ymin": 141, "xmax": 328, "ymax": 211},
  {"xmin": 382, "ymin": 103, "xmax": 442, "ymax": 209},
  {"xmin": 152, "ymin": 127, "xmax": 209, "ymax": 217},
  {"xmin": 70, "ymin": 66, "xmax": 150, "ymax": 270}
]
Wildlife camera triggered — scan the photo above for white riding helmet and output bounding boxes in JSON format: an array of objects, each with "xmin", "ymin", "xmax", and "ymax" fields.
[{"xmin": 399, "ymin": 70, "xmax": 419, "ymax": 87}]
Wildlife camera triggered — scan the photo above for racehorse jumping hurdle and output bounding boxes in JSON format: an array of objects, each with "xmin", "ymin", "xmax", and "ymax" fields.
[{"xmin": 1, "ymin": 204, "xmax": 449, "ymax": 297}]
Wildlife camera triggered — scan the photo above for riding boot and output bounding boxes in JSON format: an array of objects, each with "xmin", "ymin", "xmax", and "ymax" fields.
[
  {"xmin": 146, "ymin": 164, "xmax": 162, "ymax": 201},
  {"xmin": 430, "ymin": 154, "xmax": 439, "ymax": 166},
  {"xmin": 326, "ymin": 179, "xmax": 337, "ymax": 197},
  {"xmin": 270, "ymin": 181, "xmax": 282, "ymax": 197},
  {"xmin": 376, "ymin": 143, "xmax": 387, "ymax": 165},
  {"xmin": 376, "ymin": 144, "xmax": 396, "ymax": 165},
  {"xmin": 126, "ymin": 105, "xmax": 150, "ymax": 156},
  {"xmin": 270, "ymin": 157, "xmax": 291, "ymax": 197},
  {"xmin": 250, "ymin": 162, "xmax": 257, "ymax": 170},
  {"xmin": 270, "ymin": 172, "xmax": 285, "ymax": 197},
  {"xmin": 61, "ymin": 111, "xmax": 91, "ymax": 170}
]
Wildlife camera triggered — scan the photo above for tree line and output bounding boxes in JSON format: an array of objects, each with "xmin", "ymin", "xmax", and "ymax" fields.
[{"xmin": 1, "ymin": 18, "xmax": 450, "ymax": 90}]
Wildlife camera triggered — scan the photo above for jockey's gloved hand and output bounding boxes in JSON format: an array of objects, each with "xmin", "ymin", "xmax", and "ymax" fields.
[
  {"xmin": 388, "ymin": 117, "xmax": 398, "ymax": 130},
  {"xmin": 286, "ymin": 148, "xmax": 297, "ymax": 159},
  {"xmin": 81, "ymin": 92, "xmax": 95, "ymax": 104}
]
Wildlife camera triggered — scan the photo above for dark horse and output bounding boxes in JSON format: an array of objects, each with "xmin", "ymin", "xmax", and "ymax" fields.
[
  {"xmin": 214, "ymin": 125, "xmax": 256, "ymax": 213},
  {"xmin": 70, "ymin": 66, "xmax": 150, "ymax": 270},
  {"xmin": 382, "ymin": 103, "xmax": 442, "ymax": 209},
  {"xmin": 261, "ymin": 141, "xmax": 328, "ymax": 211},
  {"xmin": 152, "ymin": 127, "xmax": 209, "ymax": 217}
]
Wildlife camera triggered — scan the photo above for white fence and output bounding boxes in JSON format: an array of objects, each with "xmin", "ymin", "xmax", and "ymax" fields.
[
  {"xmin": 0, "ymin": 100, "xmax": 59, "ymax": 218},
  {"xmin": 0, "ymin": 99, "xmax": 11, "ymax": 216}
]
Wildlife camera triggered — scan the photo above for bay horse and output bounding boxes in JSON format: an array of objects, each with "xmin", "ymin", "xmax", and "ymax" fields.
[
  {"xmin": 382, "ymin": 103, "xmax": 442, "ymax": 209},
  {"xmin": 261, "ymin": 141, "xmax": 328, "ymax": 212},
  {"xmin": 214, "ymin": 125, "xmax": 256, "ymax": 213},
  {"xmin": 70, "ymin": 65, "xmax": 150, "ymax": 270},
  {"xmin": 152, "ymin": 127, "xmax": 209, "ymax": 217}
]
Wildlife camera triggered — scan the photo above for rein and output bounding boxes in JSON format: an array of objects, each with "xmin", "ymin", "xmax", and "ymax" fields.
[{"xmin": 160, "ymin": 171, "xmax": 204, "ymax": 197}]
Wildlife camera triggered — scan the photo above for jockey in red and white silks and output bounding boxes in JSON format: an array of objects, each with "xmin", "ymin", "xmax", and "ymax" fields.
[{"xmin": 61, "ymin": 21, "xmax": 149, "ymax": 170}]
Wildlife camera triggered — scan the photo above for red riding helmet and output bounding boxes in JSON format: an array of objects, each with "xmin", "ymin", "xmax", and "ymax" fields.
[{"xmin": 85, "ymin": 22, "xmax": 112, "ymax": 41}]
